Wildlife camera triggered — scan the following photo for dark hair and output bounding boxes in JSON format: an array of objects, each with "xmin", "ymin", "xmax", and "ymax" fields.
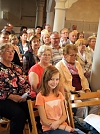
[
  {"xmin": 1, "ymin": 25, "xmax": 11, "ymax": 34},
  {"xmin": 0, "ymin": 31, "xmax": 10, "ymax": 36},
  {"xmin": 30, "ymin": 35, "xmax": 40, "ymax": 44},
  {"xmin": 35, "ymin": 26, "xmax": 42, "ymax": 30},
  {"xmin": 72, "ymin": 25, "xmax": 77, "ymax": 30},
  {"xmin": 39, "ymin": 66, "xmax": 60, "ymax": 97},
  {"xmin": 20, "ymin": 26, "xmax": 27, "ymax": 32},
  {"xmin": 20, "ymin": 31, "xmax": 27, "ymax": 36},
  {"xmin": 77, "ymin": 32, "xmax": 84, "ymax": 39}
]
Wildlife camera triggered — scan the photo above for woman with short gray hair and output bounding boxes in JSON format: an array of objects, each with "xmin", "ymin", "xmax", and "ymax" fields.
[
  {"xmin": 28, "ymin": 45, "xmax": 52, "ymax": 98},
  {"xmin": 0, "ymin": 42, "xmax": 31, "ymax": 134}
]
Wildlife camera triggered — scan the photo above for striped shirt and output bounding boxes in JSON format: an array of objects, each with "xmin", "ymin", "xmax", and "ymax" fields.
[{"xmin": 51, "ymin": 47, "xmax": 63, "ymax": 66}]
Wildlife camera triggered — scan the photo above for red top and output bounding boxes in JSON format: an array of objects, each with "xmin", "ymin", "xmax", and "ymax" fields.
[{"xmin": 28, "ymin": 63, "xmax": 45, "ymax": 98}]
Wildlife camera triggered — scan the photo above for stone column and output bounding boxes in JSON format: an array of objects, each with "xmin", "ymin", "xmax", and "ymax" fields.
[
  {"xmin": 65, "ymin": 0, "xmax": 78, "ymax": 8},
  {"xmin": 53, "ymin": 0, "xmax": 67, "ymax": 32},
  {"xmin": 35, "ymin": 0, "xmax": 45, "ymax": 27},
  {"xmin": 46, "ymin": 12, "xmax": 54, "ymax": 31},
  {"xmin": 46, "ymin": 0, "xmax": 55, "ymax": 31},
  {"xmin": 90, "ymin": 19, "xmax": 100, "ymax": 91}
]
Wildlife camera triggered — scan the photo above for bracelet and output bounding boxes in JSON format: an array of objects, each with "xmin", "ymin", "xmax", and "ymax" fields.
[{"xmin": 64, "ymin": 126, "xmax": 66, "ymax": 131}]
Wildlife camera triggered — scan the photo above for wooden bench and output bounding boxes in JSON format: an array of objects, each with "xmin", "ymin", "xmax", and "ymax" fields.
[{"xmin": 65, "ymin": 90, "xmax": 100, "ymax": 127}]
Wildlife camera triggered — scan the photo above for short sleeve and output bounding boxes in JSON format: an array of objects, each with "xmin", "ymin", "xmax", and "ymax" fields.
[
  {"xmin": 35, "ymin": 92, "xmax": 45, "ymax": 106},
  {"xmin": 59, "ymin": 91, "xmax": 65, "ymax": 101}
]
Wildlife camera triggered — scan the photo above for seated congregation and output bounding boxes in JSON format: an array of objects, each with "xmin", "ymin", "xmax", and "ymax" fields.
[{"xmin": 0, "ymin": 23, "xmax": 99, "ymax": 134}]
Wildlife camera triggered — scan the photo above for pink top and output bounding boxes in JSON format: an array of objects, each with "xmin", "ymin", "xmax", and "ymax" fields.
[{"xmin": 36, "ymin": 91, "xmax": 68, "ymax": 132}]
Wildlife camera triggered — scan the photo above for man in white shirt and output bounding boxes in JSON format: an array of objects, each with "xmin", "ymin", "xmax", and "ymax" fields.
[{"xmin": 60, "ymin": 28, "xmax": 70, "ymax": 47}]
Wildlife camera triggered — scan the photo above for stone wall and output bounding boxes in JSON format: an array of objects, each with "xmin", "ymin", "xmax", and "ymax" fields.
[{"xmin": 65, "ymin": 0, "xmax": 100, "ymax": 37}]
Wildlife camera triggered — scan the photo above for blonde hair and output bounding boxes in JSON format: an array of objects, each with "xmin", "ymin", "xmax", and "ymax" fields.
[
  {"xmin": 9, "ymin": 34, "xmax": 19, "ymax": 44},
  {"xmin": 75, "ymin": 39, "xmax": 87, "ymax": 47},
  {"xmin": 41, "ymin": 29, "xmax": 48, "ymax": 35},
  {"xmin": 37, "ymin": 45, "xmax": 52, "ymax": 57},
  {"xmin": 0, "ymin": 42, "xmax": 14, "ymax": 52},
  {"xmin": 27, "ymin": 28, "xmax": 34, "ymax": 34},
  {"xmin": 41, "ymin": 33, "xmax": 50, "ymax": 44},
  {"xmin": 60, "ymin": 28, "xmax": 68, "ymax": 34},
  {"xmin": 87, "ymin": 36, "xmax": 96, "ymax": 43}
]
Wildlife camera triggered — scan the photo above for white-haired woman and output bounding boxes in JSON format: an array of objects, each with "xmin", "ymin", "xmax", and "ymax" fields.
[{"xmin": 28, "ymin": 45, "xmax": 52, "ymax": 98}]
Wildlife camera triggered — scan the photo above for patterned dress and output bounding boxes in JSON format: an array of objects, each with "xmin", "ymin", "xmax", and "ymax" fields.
[{"xmin": 0, "ymin": 62, "xmax": 30, "ymax": 100}]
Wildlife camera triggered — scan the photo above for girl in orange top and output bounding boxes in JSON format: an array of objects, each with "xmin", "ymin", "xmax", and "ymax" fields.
[{"xmin": 36, "ymin": 66, "xmax": 74, "ymax": 134}]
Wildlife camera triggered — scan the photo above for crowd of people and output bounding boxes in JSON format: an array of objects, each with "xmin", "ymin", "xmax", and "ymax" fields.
[{"xmin": 0, "ymin": 22, "xmax": 98, "ymax": 134}]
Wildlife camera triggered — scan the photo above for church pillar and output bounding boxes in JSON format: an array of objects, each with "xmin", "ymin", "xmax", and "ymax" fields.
[
  {"xmin": 53, "ymin": 0, "xmax": 67, "ymax": 32},
  {"xmin": 46, "ymin": 11, "xmax": 54, "ymax": 31},
  {"xmin": 90, "ymin": 19, "xmax": 100, "ymax": 91},
  {"xmin": 35, "ymin": 0, "xmax": 45, "ymax": 27},
  {"xmin": 46, "ymin": 0, "xmax": 55, "ymax": 31}
]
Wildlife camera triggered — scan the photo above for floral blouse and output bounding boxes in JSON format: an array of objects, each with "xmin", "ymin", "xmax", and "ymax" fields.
[{"xmin": 0, "ymin": 62, "xmax": 30, "ymax": 100}]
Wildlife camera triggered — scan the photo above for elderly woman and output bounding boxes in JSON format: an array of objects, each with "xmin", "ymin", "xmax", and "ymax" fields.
[
  {"xmin": 56, "ymin": 44, "xmax": 98, "ymax": 118},
  {"xmin": 28, "ymin": 45, "xmax": 52, "ymax": 98},
  {"xmin": 75, "ymin": 39, "xmax": 92, "ymax": 80},
  {"xmin": 41, "ymin": 33, "xmax": 51, "ymax": 46},
  {"xmin": 0, "ymin": 43, "xmax": 31, "ymax": 134},
  {"xmin": 86, "ymin": 36, "xmax": 96, "ymax": 61}
]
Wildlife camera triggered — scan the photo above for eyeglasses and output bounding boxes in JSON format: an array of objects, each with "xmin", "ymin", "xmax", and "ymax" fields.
[
  {"xmin": 61, "ymin": 32, "xmax": 68, "ymax": 34},
  {"xmin": 42, "ymin": 54, "xmax": 51, "ymax": 57},
  {"xmin": 69, "ymin": 54, "xmax": 77, "ymax": 57},
  {"xmin": 2, "ymin": 50, "xmax": 15, "ymax": 53}
]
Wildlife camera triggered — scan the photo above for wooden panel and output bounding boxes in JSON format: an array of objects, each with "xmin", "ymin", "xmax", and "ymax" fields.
[
  {"xmin": 65, "ymin": 20, "xmax": 98, "ymax": 34},
  {"xmin": 72, "ymin": 100, "xmax": 100, "ymax": 108},
  {"xmin": 70, "ymin": 92, "xmax": 100, "ymax": 100}
]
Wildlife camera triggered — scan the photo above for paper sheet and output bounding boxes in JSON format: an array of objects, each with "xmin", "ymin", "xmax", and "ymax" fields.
[{"xmin": 84, "ymin": 114, "xmax": 100, "ymax": 133}]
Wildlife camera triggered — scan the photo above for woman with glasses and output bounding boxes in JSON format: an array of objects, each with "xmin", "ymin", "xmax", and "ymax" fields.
[
  {"xmin": 28, "ymin": 45, "xmax": 52, "ymax": 98},
  {"xmin": 55, "ymin": 44, "xmax": 98, "ymax": 118},
  {"xmin": 0, "ymin": 42, "xmax": 31, "ymax": 134}
]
